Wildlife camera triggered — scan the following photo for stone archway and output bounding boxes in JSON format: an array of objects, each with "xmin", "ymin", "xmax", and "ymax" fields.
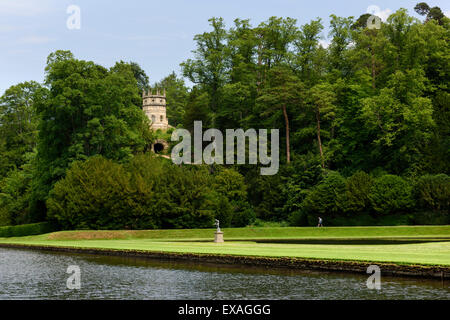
[{"xmin": 152, "ymin": 139, "xmax": 169, "ymax": 154}]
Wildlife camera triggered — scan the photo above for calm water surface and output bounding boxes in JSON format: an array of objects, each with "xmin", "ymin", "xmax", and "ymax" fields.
[{"xmin": 0, "ymin": 248, "xmax": 448, "ymax": 300}]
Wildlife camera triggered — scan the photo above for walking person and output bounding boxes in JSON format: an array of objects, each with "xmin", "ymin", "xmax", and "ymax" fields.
[{"xmin": 318, "ymin": 217, "xmax": 323, "ymax": 227}]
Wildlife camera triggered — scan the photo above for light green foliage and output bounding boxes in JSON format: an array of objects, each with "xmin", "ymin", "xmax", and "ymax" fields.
[
  {"xmin": 328, "ymin": 14, "xmax": 354, "ymax": 78},
  {"xmin": 361, "ymin": 69, "xmax": 435, "ymax": 173},
  {"xmin": 181, "ymin": 17, "xmax": 229, "ymax": 117},
  {"xmin": 295, "ymin": 19, "xmax": 324, "ymax": 83}
]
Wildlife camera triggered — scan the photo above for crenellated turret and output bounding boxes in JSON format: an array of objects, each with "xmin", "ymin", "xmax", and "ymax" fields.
[
  {"xmin": 142, "ymin": 87, "xmax": 170, "ymax": 130},
  {"xmin": 142, "ymin": 88, "xmax": 166, "ymax": 98}
]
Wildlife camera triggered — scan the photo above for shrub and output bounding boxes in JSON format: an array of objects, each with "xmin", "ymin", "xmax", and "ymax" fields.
[
  {"xmin": 411, "ymin": 211, "xmax": 450, "ymax": 225},
  {"xmin": 283, "ymin": 154, "xmax": 324, "ymax": 221},
  {"xmin": 301, "ymin": 171, "xmax": 347, "ymax": 217},
  {"xmin": 0, "ymin": 160, "xmax": 34, "ymax": 225},
  {"xmin": 47, "ymin": 156, "xmax": 135, "ymax": 230},
  {"xmin": 341, "ymin": 171, "xmax": 374, "ymax": 213},
  {"xmin": 0, "ymin": 222, "xmax": 56, "ymax": 238},
  {"xmin": 154, "ymin": 163, "xmax": 218, "ymax": 229},
  {"xmin": 252, "ymin": 174, "xmax": 287, "ymax": 222},
  {"xmin": 47, "ymin": 155, "xmax": 224, "ymax": 230},
  {"xmin": 0, "ymin": 210, "xmax": 10, "ymax": 227},
  {"xmin": 413, "ymin": 174, "xmax": 450, "ymax": 212},
  {"xmin": 288, "ymin": 210, "xmax": 309, "ymax": 226},
  {"xmin": 213, "ymin": 168, "xmax": 252, "ymax": 227},
  {"xmin": 370, "ymin": 175, "xmax": 414, "ymax": 214},
  {"xmin": 232, "ymin": 208, "xmax": 256, "ymax": 227}
]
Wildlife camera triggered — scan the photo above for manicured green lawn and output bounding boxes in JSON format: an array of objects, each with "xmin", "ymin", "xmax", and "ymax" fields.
[{"xmin": 1, "ymin": 226, "xmax": 449, "ymax": 266}]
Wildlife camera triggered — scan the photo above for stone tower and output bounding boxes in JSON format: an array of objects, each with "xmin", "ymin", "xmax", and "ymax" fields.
[{"xmin": 142, "ymin": 88, "xmax": 170, "ymax": 130}]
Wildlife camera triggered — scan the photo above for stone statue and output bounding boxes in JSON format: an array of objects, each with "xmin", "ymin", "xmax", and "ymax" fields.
[
  {"xmin": 214, "ymin": 219, "xmax": 224, "ymax": 243},
  {"xmin": 215, "ymin": 219, "xmax": 221, "ymax": 232}
]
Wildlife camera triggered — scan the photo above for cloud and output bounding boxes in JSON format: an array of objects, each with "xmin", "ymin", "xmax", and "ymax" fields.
[
  {"xmin": 0, "ymin": 0, "xmax": 54, "ymax": 16},
  {"xmin": 445, "ymin": 10, "xmax": 450, "ymax": 17},
  {"xmin": 367, "ymin": 5, "xmax": 392, "ymax": 22}
]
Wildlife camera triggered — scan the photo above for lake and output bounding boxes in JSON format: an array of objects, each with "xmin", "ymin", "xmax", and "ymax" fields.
[{"xmin": 0, "ymin": 248, "xmax": 448, "ymax": 300}]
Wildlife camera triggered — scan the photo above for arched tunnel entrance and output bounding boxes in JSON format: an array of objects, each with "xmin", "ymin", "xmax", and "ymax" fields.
[
  {"xmin": 154, "ymin": 143, "xmax": 165, "ymax": 154},
  {"xmin": 152, "ymin": 139, "xmax": 169, "ymax": 155}
]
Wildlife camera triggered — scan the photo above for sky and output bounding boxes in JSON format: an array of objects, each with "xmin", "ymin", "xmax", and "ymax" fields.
[{"xmin": 1, "ymin": 0, "xmax": 449, "ymax": 95}]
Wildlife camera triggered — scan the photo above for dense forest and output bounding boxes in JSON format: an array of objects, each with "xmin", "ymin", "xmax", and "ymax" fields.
[{"xmin": 0, "ymin": 3, "xmax": 449, "ymax": 230}]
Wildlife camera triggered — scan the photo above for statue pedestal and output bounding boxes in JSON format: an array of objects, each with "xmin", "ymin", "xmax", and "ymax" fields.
[{"xmin": 214, "ymin": 232, "xmax": 224, "ymax": 243}]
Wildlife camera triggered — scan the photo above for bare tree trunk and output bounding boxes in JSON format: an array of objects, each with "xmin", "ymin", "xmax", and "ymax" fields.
[
  {"xmin": 282, "ymin": 104, "xmax": 291, "ymax": 164},
  {"xmin": 315, "ymin": 106, "xmax": 325, "ymax": 169}
]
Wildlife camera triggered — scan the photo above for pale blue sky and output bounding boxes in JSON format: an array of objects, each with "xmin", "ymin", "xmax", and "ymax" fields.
[{"xmin": 1, "ymin": 0, "xmax": 448, "ymax": 95}]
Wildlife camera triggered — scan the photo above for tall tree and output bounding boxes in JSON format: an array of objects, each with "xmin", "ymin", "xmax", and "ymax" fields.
[
  {"xmin": 415, "ymin": 2, "xmax": 446, "ymax": 25},
  {"xmin": 154, "ymin": 72, "xmax": 189, "ymax": 127},
  {"xmin": 181, "ymin": 17, "xmax": 229, "ymax": 124},
  {"xmin": 328, "ymin": 15, "xmax": 354, "ymax": 78},
  {"xmin": 31, "ymin": 51, "xmax": 152, "ymax": 218},
  {"xmin": 257, "ymin": 66, "xmax": 303, "ymax": 163},
  {"xmin": 294, "ymin": 19, "xmax": 325, "ymax": 84},
  {"xmin": 0, "ymin": 81, "xmax": 41, "ymax": 178},
  {"xmin": 360, "ymin": 69, "xmax": 435, "ymax": 173},
  {"xmin": 306, "ymin": 83, "xmax": 337, "ymax": 169},
  {"xmin": 111, "ymin": 61, "xmax": 150, "ymax": 94}
]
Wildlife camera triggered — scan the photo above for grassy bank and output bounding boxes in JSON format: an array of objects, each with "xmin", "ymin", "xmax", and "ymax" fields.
[{"xmin": 1, "ymin": 226, "xmax": 449, "ymax": 266}]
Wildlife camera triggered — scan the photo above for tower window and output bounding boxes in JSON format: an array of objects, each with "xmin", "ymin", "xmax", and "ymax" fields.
[
  {"xmin": 160, "ymin": 115, "xmax": 164, "ymax": 122},
  {"xmin": 151, "ymin": 115, "xmax": 155, "ymax": 123}
]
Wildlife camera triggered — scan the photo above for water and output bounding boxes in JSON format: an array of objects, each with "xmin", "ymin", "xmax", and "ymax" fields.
[{"xmin": 0, "ymin": 248, "xmax": 448, "ymax": 300}]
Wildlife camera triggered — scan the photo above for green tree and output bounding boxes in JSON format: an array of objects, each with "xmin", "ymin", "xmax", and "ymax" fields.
[
  {"xmin": 111, "ymin": 61, "xmax": 150, "ymax": 94},
  {"xmin": 370, "ymin": 174, "xmax": 414, "ymax": 214},
  {"xmin": 306, "ymin": 83, "xmax": 337, "ymax": 169},
  {"xmin": 181, "ymin": 17, "xmax": 229, "ymax": 122},
  {"xmin": 183, "ymin": 88, "xmax": 212, "ymax": 131},
  {"xmin": 257, "ymin": 66, "xmax": 304, "ymax": 163},
  {"xmin": 328, "ymin": 14, "xmax": 354, "ymax": 78},
  {"xmin": 32, "ymin": 51, "xmax": 152, "ymax": 219},
  {"xmin": 301, "ymin": 171, "xmax": 347, "ymax": 217},
  {"xmin": 154, "ymin": 72, "xmax": 189, "ymax": 127},
  {"xmin": 294, "ymin": 19, "xmax": 325, "ymax": 84},
  {"xmin": 341, "ymin": 171, "xmax": 374, "ymax": 213},
  {"xmin": 0, "ymin": 81, "xmax": 41, "ymax": 178},
  {"xmin": 414, "ymin": 174, "xmax": 450, "ymax": 212},
  {"xmin": 414, "ymin": 2, "xmax": 446, "ymax": 25},
  {"xmin": 0, "ymin": 152, "xmax": 36, "ymax": 225},
  {"xmin": 213, "ymin": 168, "xmax": 252, "ymax": 226},
  {"xmin": 360, "ymin": 69, "xmax": 435, "ymax": 173}
]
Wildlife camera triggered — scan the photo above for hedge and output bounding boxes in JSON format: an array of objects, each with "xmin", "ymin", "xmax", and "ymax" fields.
[{"xmin": 0, "ymin": 222, "xmax": 57, "ymax": 238}]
